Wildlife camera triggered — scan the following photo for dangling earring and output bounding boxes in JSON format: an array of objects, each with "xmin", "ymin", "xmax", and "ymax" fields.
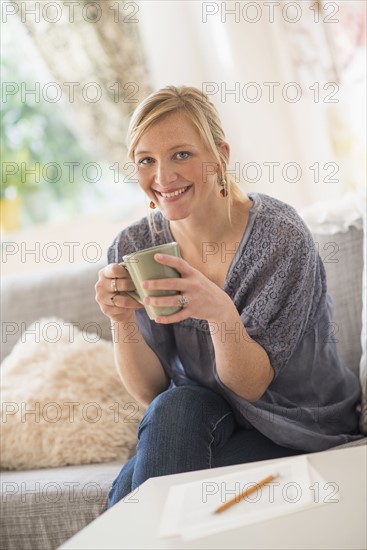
[
  {"xmin": 219, "ymin": 177, "xmax": 228, "ymax": 197},
  {"xmin": 149, "ymin": 201, "xmax": 156, "ymax": 209}
]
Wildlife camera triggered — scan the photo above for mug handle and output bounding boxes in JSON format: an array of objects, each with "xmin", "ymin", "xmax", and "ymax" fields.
[{"xmin": 118, "ymin": 262, "xmax": 143, "ymax": 305}]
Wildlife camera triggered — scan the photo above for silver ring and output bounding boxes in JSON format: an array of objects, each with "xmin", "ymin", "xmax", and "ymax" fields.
[
  {"xmin": 178, "ymin": 295, "xmax": 189, "ymax": 309},
  {"xmin": 111, "ymin": 278, "xmax": 118, "ymax": 292}
]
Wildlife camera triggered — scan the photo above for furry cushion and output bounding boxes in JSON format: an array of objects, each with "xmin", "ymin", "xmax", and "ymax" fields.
[{"xmin": 0, "ymin": 318, "xmax": 146, "ymax": 470}]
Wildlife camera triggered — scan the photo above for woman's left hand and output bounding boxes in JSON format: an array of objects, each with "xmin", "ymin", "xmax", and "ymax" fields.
[{"xmin": 142, "ymin": 253, "xmax": 234, "ymax": 324}]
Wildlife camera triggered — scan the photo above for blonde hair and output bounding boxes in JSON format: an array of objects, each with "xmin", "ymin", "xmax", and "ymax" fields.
[{"xmin": 127, "ymin": 85, "xmax": 244, "ymax": 228}]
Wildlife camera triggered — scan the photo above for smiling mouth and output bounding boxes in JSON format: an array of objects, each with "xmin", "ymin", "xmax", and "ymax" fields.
[{"xmin": 155, "ymin": 186, "xmax": 191, "ymax": 199}]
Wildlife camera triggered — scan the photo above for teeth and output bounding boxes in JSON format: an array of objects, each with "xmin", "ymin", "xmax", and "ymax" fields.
[{"xmin": 160, "ymin": 186, "xmax": 188, "ymax": 198}]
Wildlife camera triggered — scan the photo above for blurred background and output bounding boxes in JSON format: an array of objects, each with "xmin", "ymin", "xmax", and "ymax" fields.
[{"xmin": 1, "ymin": 0, "xmax": 366, "ymax": 273}]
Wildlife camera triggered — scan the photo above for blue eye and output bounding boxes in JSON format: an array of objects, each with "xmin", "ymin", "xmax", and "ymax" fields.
[
  {"xmin": 175, "ymin": 151, "xmax": 191, "ymax": 160},
  {"xmin": 138, "ymin": 157, "xmax": 153, "ymax": 165}
]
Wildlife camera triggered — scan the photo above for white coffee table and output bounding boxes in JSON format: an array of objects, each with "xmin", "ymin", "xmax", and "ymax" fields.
[{"xmin": 60, "ymin": 445, "xmax": 366, "ymax": 550}]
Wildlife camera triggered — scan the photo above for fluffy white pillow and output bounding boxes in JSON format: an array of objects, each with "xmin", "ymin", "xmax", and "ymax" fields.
[
  {"xmin": 0, "ymin": 318, "xmax": 146, "ymax": 470},
  {"xmin": 299, "ymin": 191, "xmax": 364, "ymax": 235}
]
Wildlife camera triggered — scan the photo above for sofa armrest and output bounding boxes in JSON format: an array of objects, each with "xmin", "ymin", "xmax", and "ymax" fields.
[{"xmin": 1, "ymin": 260, "xmax": 112, "ymax": 362}]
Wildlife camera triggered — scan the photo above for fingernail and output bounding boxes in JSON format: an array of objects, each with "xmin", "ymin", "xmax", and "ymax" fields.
[{"xmin": 155, "ymin": 253, "xmax": 163, "ymax": 260}]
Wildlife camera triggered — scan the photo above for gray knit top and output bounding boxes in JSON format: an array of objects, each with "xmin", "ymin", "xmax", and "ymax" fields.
[{"xmin": 108, "ymin": 192, "xmax": 362, "ymax": 451}]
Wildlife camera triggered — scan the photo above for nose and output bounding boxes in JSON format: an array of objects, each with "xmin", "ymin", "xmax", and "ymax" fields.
[{"xmin": 154, "ymin": 161, "xmax": 178, "ymax": 188}]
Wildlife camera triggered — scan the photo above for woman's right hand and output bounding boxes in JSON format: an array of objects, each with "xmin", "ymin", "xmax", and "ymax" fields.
[{"xmin": 95, "ymin": 263, "xmax": 144, "ymax": 322}]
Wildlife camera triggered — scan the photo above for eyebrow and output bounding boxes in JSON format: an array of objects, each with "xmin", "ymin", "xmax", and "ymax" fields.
[{"xmin": 135, "ymin": 143, "xmax": 197, "ymax": 156}]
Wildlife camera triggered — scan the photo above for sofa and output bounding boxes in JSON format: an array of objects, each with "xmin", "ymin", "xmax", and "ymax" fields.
[{"xmin": 1, "ymin": 195, "xmax": 366, "ymax": 550}]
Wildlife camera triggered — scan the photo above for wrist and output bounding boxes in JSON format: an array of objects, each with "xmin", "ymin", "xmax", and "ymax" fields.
[
  {"xmin": 110, "ymin": 309, "xmax": 137, "ymax": 324},
  {"xmin": 207, "ymin": 292, "xmax": 238, "ymax": 325},
  {"xmin": 110, "ymin": 313, "xmax": 138, "ymax": 336}
]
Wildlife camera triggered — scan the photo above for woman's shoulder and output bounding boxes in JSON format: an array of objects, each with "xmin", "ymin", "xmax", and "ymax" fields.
[
  {"xmin": 249, "ymin": 192, "xmax": 314, "ymax": 248},
  {"xmin": 107, "ymin": 212, "xmax": 167, "ymax": 263}
]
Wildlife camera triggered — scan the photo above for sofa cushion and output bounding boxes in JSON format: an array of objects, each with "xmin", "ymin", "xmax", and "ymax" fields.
[
  {"xmin": 312, "ymin": 226, "xmax": 363, "ymax": 376},
  {"xmin": 300, "ymin": 190, "xmax": 366, "ymax": 434},
  {"xmin": 300, "ymin": 192, "xmax": 364, "ymax": 376},
  {"xmin": 0, "ymin": 461, "xmax": 122, "ymax": 550},
  {"xmin": 1, "ymin": 260, "xmax": 111, "ymax": 363},
  {"xmin": 0, "ymin": 318, "xmax": 145, "ymax": 470}
]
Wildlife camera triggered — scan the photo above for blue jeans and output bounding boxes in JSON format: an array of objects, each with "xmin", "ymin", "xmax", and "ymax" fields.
[{"xmin": 108, "ymin": 385, "xmax": 304, "ymax": 507}]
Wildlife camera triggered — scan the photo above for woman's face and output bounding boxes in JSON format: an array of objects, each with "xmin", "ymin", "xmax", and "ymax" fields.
[{"xmin": 133, "ymin": 111, "xmax": 226, "ymax": 221}]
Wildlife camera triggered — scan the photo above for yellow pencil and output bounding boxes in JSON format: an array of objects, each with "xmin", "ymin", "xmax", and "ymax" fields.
[{"xmin": 213, "ymin": 474, "xmax": 277, "ymax": 514}]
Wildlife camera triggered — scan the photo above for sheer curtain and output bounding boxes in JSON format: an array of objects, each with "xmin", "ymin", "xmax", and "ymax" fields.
[
  {"xmin": 12, "ymin": 0, "xmax": 151, "ymax": 163},
  {"xmin": 13, "ymin": 0, "xmax": 365, "ymax": 205},
  {"xmin": 279, "ymin": 0, "xmax": 366, "ymax": 198},
  {"xmin": 136, "ymin": 0, "xmax": 365, "ymax": 207}
]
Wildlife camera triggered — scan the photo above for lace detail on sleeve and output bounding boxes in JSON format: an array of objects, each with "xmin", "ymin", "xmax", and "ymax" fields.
[{"xmin": 229, "ymin": 195, "xmax": 327, "ymax": 374}]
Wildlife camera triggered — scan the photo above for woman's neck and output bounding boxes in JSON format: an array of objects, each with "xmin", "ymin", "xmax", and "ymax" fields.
[{"xmin": 168, "ymin": 195, "xmax": 251, "ymax": 257}]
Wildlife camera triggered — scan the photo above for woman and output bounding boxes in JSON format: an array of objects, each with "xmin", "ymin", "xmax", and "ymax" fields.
[{"xmin": 95, "ymin": 86, "xmax": 361, "ymax": 506}]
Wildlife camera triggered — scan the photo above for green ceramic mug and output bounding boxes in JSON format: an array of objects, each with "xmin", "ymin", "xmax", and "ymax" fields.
[{"xmin": 119, "ymin": 242, "xmax": 182, "ymax": 320}]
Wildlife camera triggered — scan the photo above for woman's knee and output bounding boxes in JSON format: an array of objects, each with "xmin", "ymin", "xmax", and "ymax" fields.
[{"xmin": 138, "ymin": 385, "xmax": 231, "ymax": 436}]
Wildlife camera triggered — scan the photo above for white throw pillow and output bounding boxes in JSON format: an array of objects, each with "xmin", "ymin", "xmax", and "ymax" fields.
[
  {"xmin": 299, "ymin": 191, "xmax": 364, "ymax": 235},
  {"xmin": 0, "ymin": 318, "xmax": 146, "ymax": 470}
]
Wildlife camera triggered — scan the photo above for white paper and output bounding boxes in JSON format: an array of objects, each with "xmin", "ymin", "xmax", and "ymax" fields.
[{"xmin": 158, "ymin": 456, "xmax": 334, "ymax": 541}]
